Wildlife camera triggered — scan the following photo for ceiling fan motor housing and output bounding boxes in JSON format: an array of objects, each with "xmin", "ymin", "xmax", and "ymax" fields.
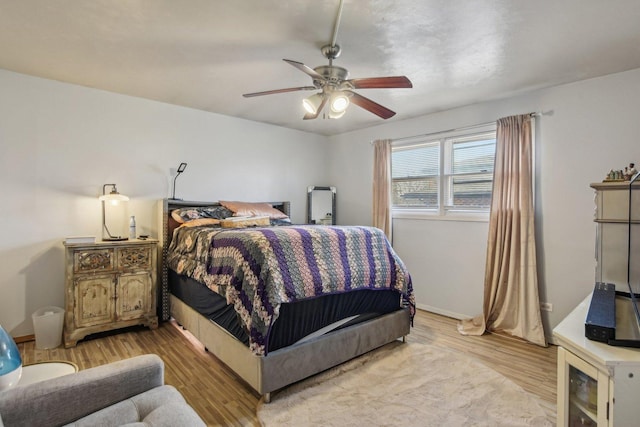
[{"xmin": 313, "ymin": 65, "xmax": 349, "ymax": 90}]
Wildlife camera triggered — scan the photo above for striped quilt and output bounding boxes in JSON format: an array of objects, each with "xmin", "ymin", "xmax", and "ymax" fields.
[{"xmin": 167, "ymin": 225, "xmax": 414, "ymax": 355}]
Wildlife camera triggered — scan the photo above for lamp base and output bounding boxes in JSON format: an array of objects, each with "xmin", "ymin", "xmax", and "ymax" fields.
[{"xmin": 102, "ymin": 237, "xmax": 129, "ymax": 242}]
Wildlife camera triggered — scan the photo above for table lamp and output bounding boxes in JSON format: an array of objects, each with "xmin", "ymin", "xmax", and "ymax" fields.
[
  {"xmin": 99, "ymin": 184, "xmax": 129, "ymax": 241},
  {"xmin": 170, "ymin": 162, "xmax": 187, "ymax": 200}
]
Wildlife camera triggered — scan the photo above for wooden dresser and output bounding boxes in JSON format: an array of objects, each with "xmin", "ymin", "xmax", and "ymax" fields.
[{"xmin": 63, "ymin": 239, "xmax": 158, "ymax": 348}]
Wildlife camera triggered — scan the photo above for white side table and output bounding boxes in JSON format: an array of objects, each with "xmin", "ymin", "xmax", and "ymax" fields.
[{"xmin": 19, "ymin": 361, "xmax": 78, "ymax": 386}]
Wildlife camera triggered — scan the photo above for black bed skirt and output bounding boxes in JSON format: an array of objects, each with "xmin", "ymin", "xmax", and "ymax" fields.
[{"xmin": 168, "ymin": 270, "xmax": 403, "ymax": 352}]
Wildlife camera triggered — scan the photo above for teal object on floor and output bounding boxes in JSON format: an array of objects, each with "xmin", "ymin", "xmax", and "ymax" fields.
[{"xmin": 0, "ymin": 324, "xmax": 22, "ymax": 390}]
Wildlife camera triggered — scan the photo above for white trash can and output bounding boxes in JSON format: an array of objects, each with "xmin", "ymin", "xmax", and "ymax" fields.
[{"xmin": 32, "ymin": 306, "xmax": 65, "ymax": 349}]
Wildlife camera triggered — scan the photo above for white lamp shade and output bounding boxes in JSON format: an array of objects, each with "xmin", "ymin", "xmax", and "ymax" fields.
[
  {"xmin": 99, "ymin": 187, "xmax": 129, "ymax": 206},
  {"xmin": 303, "ymin": 93, "xmax": 324, "ymax": 114},
  {"xmin": 99, "ymin": 193, "xmax": 129, "ymax": 201},
  {"xmin": 330, "ymin": 93, "xmax": 350, "ymax": 113},
  {"xmin": 329, "ymin": 109, "xmax": 346, "ymax": 119}
]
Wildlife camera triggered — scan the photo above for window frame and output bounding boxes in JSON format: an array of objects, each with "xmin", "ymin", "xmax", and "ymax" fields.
[{"xmin": 391, "ymin": 124, "xmax": 497, "ymax": 222}]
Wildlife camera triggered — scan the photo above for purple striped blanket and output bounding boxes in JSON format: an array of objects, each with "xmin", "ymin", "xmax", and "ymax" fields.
[{"xmin": 167, "ymin": 225, "xmax": 414, "ymax": 355}]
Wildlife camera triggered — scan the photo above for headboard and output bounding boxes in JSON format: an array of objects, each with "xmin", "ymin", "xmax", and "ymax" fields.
[{"xmin": 156, "ymin": 199, "xmax": 291, "ymax": 321}]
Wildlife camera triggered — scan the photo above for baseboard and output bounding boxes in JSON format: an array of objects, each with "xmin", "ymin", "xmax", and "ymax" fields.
[
  {"xmin": 14, "ymin": 334, "xmax": 35, "ymax": 344},
  {"xmin": 416, "ymin": 303, "xmax": 468, "ymax": 320},
  {"xmin": 417, "ymin": 304, "xmax": 559, "ymax": 347}
]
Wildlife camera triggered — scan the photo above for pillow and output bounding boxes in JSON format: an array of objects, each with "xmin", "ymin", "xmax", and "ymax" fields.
[
  {"xmin": 171, "ymin": 206, "xmax": 234, "ymax": 223},
  {"xmin": 220, "ymin": 216, "xmax": 270, "ymax": 228},
  {"xmin": 270, "ymin": 217, "xmax": 292, "ymax": 226},
  {"xmin": 178, "ymin": 218, "xmax": 221, "ymax": 228},
  {"xmin": 219, "ymin": 201, "xmax": 289, "ymax": 219}
]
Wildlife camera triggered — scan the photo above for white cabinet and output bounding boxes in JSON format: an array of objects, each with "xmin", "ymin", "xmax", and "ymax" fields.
[
  {"xmin": 553, "ymin": 294, "xmax": 640, "ymax": 426},
  {"xmin": 554, "ymin": 181, "xmax": 640, "ymax": 425},
  {"xmin": 557, "ymin": 347, "xmax": 609, "ymax": 426}
]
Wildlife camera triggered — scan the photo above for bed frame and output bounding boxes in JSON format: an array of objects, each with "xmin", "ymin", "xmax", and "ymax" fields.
[{"xmin": 157, "ymin": 199, "xmax": 410, "ymax": 402}]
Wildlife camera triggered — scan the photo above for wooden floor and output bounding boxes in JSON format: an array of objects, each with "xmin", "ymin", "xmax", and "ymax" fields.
[{"xmin": 18, "ymin": 309, "xmax": 557, "ymax": 426}]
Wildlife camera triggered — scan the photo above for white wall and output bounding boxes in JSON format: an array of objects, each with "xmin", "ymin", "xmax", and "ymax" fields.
[
  {"xmin": 327, "ymin": 68, "xmax": 640, "ymax": 342},
  {"xmin": 0, "ymin": 69, "xmax": 328, "ymax": 337},
  {"xmin": 3, "ymin": 66, "xmax": 640, "ymax": 342}
]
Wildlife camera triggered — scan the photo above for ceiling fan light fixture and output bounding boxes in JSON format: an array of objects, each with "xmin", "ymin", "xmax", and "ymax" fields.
[
  {"xmin": 330, "ymin": 93, "xmax": 350, "ymax": 113},
  {"xmin": 303, "ymin": 93, "xmax": 324, "ymax": 114},
  {"xmin": 328, "ymin": 109, "xmax": 346, "ymax": 119},
  {"xmin": 242, "ymin": 1, "xmax": 412, "ymax": 122}
]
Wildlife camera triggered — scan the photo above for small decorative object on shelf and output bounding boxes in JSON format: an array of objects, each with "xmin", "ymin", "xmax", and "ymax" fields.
[
  {"xmin": 604, "ymin": 169, "xmax": 623, "ymax": 181},
  {"xmin": 624, "ymin": 162, "xmax": 637, "ymax": 181},
  {"xmin": 0, "ymin": 324, "xmax": 22, "ymax": 391},
  {"xmin": 604, "ymin": 162, "xmax": 636, "ymax": 182}
]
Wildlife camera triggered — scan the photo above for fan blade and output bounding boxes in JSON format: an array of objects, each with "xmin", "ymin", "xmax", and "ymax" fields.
[
  {"xmin": 346, "ymin": 91, "xmax": 396, "ymax": 119},
  {"xmin": 283, "ymin": 59, "xmax": 325, "ymax": 81},
  {"xmin": 243, "ymin": 86, "xmax": 316, "ymax": 98},
  {"xmin": 347, "ymin": 76, "xmax": 413, "ymax": 89},
  {"xmin": 303, "ymin": 96, "xmax": 328, "ymax": 120}
]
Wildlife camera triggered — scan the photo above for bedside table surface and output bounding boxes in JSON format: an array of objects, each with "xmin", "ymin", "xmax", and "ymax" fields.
[
  {"xmin": 63, "ymin": 238, "xmax": 158, "ymax": 248},
  {"xmin": 19, "ymin": 360, "xmax": 78, "ymax": 386}
]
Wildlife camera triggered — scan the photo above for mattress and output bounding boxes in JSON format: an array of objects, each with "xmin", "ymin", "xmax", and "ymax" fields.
[{"xmin": 169, "ymin": 269, "xmax": 403, "ymax": 352}]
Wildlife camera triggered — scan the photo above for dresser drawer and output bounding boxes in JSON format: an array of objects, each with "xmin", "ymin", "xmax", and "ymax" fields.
[
  {"xmin": 118, "ymin": 246, "xmax": 152, "ymax": 270},
  {"xmin": 73, "ymin": 248, "xmax": 115, "ymax": 273}
]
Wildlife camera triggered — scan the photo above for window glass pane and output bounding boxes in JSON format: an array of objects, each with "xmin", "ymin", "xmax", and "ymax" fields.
[
  {"xmin": 392, "ymin": 144, "xmax": 439, "ymax": 178},
  {"xmin": 392, "ymin": 177, "xmax": 438, "ymax": 208},
  {"xmin": 389, "ymin": 127, "xmax": 496, "ymax": 214},
  {"xmin": 448, "ymin": 135, "xmax": 495, "ymax": 209},
  {"xmin": 450, "ymin": 173, "xmax": 493, "ymax": 208},
  {"xmin": 452, "ymin": 138, "xmax": 495, "ymax": 175},
  {"xmin": 392, "ymin": 143, "xmax": 439, "ymax": 208}
]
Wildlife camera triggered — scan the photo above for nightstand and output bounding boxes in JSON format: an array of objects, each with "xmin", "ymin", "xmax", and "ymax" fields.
[{"xmin": 63, "ymin": 239, "xmax": 158, "ymax": 347}]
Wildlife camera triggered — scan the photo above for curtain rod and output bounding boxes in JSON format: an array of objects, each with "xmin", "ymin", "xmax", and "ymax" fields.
[{"xmin": 370, "ymin": 112, "xmax": 540, "ymax": 145}]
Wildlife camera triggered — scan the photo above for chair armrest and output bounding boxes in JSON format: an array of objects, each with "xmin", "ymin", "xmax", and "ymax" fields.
[{"xmin": 0, "ymin": 354, "xmax": 164, "ymax": 427}]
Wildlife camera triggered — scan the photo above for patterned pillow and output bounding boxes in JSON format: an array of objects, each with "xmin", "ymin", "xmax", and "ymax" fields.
[{"xmin": 171, "ymin": 206, "xmax": 234, "ymax": 223}]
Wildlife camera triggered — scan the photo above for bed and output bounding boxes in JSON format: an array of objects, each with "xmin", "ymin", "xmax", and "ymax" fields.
[{"xmin": 158, "ymin": 199, "xmax": 414, "ymax": 402}]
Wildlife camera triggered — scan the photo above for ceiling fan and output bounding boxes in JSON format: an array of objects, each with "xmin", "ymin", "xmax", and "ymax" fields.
[{"xmin": 242, "ymin": 1, "xmax": 413, "ymax": 120}]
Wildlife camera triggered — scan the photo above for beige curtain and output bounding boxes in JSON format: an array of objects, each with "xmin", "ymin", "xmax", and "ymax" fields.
[
  {"xmin": 372, "ymin": 139, "xmax": 392, "ymax": 240},
  {"xmin": 458, "ymin": 114, "xmax": 546, "ymax": 347}
]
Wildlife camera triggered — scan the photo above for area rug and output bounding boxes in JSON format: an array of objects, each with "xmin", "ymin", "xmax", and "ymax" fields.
[{"xmin": 257, "ymin": 342, "xmax": 552, "ymax": 426}]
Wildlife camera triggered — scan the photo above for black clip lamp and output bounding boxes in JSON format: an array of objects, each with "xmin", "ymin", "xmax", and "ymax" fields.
[
  {"xmin": 99, "ymin": 184, "xmax": 129, "ymax": 241},
  {"xmin": 170, "ymin": 162, "xmax": 187, "ymax": 200}
]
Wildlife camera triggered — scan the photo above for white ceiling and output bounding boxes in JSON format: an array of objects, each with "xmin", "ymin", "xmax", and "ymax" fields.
[{"xmin": 1, "ymin": 1, "xmax": 640, "ymax": 136}]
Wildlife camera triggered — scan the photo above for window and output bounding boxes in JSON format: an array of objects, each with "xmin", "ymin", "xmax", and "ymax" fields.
[{"xmin": 391, "ymin": 125, "xmax": 496, "ymax": 218}]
